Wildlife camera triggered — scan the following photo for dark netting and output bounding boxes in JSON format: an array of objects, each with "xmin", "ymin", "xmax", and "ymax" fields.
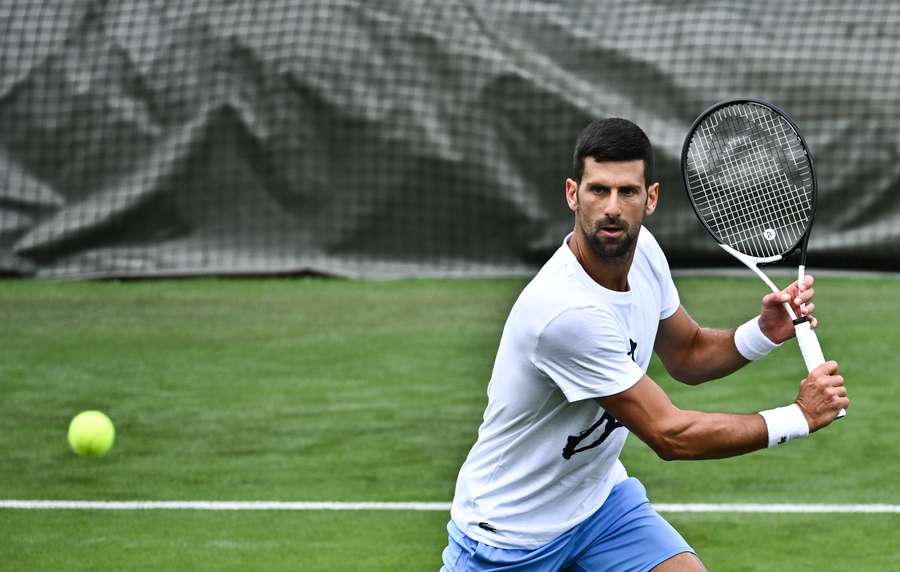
[{"xmin": 2, "ymin": 1, "xmax": 899, "ymax": 278}]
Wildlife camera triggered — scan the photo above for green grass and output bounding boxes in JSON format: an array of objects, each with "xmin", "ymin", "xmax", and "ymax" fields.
[
  {"xmin": 1, "ymin": 276, "xmax": 898, "ymax": 570},
  {"xmin": 5, "ymin": 511, "xmax": 898, "ymax": 571}
]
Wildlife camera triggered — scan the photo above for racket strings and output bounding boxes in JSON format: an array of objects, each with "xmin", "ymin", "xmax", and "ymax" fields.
[
  {"xmin": 685, "ymin": 103, "xmax": 814, "ymax": 258},
  {"xmin": 694, "ymin": 144, "xmax": 809, "ymax": 254}
]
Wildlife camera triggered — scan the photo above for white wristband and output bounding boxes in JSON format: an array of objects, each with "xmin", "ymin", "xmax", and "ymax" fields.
[
  {"xmin": 734, "ymin": 316, "xmax": 781, "ymax": 361},
  {"xmin": 759, "ymin": 404, "xmax": 810, "ymax": 448}
]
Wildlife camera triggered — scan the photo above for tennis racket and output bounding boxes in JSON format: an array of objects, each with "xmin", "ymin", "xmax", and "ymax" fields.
[{"xmin": 681, "ymin": 99, "xmax": 844, "ymax": 417}]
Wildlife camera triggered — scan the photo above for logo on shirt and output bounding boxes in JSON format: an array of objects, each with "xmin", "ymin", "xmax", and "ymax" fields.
[
  {"xmin": 562, "ymin": 411, "xmax": 624, "ymax": 460},
  {"xmin": 627, "ymin": 338, "xmax": 638, "ymax": 362},
  {"xmin": 478, "ymin": 522, "xmax": 498, "ymax": 533}
]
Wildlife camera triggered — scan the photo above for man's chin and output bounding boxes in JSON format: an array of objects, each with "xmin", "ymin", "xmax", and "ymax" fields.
[{"xmin": 589, "ymin": 235, "xmax": 634, "ymax": 259}]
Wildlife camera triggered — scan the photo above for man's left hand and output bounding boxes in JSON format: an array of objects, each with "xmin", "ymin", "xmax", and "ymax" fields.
[{"xmin": 758, "ymin": 274, "xmax": 816, "ymax": 344}]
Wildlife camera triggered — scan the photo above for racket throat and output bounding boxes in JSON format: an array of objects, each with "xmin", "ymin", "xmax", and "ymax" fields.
[
  {"xmin": 718, "ymin": 244, "xmax": 797, "ymax": 320},
  {"xmin": 719, "ymin": 243, "xmax": 783, "ymax": 286}
]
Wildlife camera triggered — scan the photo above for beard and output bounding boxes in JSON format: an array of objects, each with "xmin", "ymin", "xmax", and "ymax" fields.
[{"xmin": 586, "ymin": 218, "xmax": 640, "ymax": 259}]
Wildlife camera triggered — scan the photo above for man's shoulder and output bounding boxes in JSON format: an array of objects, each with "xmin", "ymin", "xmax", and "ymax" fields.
[
  {"xmin": 634, "ymin": 227, "xmax": 672, "ymax": 276},
  {"xmin": 521, "ymin": 245, "xmax": 597, "ymax": 308},
  {"xmin": 541, "ymin": 304, "xmax": 623, "ymax": 342},
  {"xmin": 636, "ymin": 226, "xmax": 665, "ymax": 257},
  {"xmin": 518, "ymin": 276, "xmax": 619, "ymax": 335}
]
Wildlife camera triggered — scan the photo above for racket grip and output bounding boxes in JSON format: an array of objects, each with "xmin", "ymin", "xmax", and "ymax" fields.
[{"xmin": 794, "ymin": 320, "xmax": 846, "ymax": 418}]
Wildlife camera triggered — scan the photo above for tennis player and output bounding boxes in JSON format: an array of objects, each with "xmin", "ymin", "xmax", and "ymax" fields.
[{"xmin": 441, "ymin": 118, "xmax": 849, "ymax": 571}]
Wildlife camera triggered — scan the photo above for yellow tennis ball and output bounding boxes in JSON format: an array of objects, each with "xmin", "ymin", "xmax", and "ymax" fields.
[{"xmin": 67, "ymin": 411, "xmax": 116, "ymax": 457}]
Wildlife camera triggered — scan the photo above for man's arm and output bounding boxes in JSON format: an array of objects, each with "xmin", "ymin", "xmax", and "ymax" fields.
[
  {"xmin": 654, "ymin": 276, "xmax": 817, "ymax": 385},
  {"xmin": 652, "ymin": 306, "xmax": 747, "ymax": 385},
  {"xmin": 597, "ymin": 361, "xmax": 848, "ymax": 461}
]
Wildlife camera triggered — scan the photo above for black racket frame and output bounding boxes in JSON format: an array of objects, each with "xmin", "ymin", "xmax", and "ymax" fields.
[{"xmin": 680, "ymin": 98, "xmax": 819, "ymax": 265}]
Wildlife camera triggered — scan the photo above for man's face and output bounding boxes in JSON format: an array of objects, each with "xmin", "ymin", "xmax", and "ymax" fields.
[{"xmin": 565, "ymin": 158, "xmax": 659, "ymax": 259}]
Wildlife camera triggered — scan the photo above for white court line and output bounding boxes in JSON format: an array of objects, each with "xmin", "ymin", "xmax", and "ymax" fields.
[
  {"xmin": 0, "ymin": 501, "xmax": 450, "ymax": 511},
  {"xmin": 2, "ymin": 500, "xmax": 900, "ymax": 513},
  {"xmin": 654, "ymin": 503, "xmax": 900, "ymax": 514}
]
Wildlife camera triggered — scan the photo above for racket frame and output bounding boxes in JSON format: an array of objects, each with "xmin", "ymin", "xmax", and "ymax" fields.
[{"xmin": 681, "ymin": 98, "xmax": 818, "ymax": 267}]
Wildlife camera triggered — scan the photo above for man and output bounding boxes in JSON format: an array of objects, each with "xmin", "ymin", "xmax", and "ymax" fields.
[{"xmin": 441, "ymin": 118, "xmax": 848, "ymax": 571}]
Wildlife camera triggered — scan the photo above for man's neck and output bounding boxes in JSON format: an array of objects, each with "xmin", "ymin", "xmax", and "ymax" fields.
[{"xmin": 567, "ymin": 231, "xmax": 636, "ymax": 292}]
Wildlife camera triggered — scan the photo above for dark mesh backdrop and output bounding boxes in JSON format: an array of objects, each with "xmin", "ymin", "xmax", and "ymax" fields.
[{"xmin": 2, "ymin": 1, "xmax": 899, "ymax": 278}]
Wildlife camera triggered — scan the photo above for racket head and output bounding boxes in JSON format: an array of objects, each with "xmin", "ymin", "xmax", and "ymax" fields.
[{"xmin": 681, "ymin": 99, "xmax": 817, "ymax": 261}]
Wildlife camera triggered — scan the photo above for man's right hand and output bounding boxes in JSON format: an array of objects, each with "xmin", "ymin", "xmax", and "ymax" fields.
[{"xmin": 795, "ymin": 361, "xmax": 849, "ymax": 432}]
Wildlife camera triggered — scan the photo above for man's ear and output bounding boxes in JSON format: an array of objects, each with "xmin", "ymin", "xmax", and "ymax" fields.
[
  {"xmin": 645, "ymin": 182, "xmax": 659, "ymax": 215},
  {"xmin": 565, "ymin": 178, "xmax": 579, "ymax": 212}
]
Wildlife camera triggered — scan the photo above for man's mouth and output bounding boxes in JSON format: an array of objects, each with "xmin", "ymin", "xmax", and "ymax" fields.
[{"xmin": 598, "ymin": 225, "xmax": 625, "ymax": 238}]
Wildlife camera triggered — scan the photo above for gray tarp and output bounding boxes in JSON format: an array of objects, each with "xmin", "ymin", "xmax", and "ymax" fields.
[{"xmin": 2, "ymin": 1, "xmax": 899, "ymax": 277}]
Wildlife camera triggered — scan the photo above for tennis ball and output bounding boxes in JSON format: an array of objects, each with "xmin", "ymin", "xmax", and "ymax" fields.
[{"xmin": 67, "ymin": 411, "xmax": 116, "ymax": 457}]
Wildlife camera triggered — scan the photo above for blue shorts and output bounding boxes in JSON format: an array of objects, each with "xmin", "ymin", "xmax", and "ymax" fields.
[{"xmin": 441, "ymin": 477, "xmax": 694, "ymax": 572}]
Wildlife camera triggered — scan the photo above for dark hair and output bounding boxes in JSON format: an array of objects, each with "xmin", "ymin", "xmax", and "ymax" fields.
[{"xmin": 572, "ymin": 118, "xmax": 655, "ymax": 185}]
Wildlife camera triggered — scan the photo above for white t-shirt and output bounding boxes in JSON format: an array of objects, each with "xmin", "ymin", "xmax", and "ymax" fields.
[{"xmin": 450, "ymin": 227, "xmax": 680, "ymax": 550}]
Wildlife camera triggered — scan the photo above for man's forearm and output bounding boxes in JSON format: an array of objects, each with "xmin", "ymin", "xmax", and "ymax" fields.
[
  {"xmin": 665, "ymin": 326, "xmax": 750, "ymax": 385},
  {"xmin": 599, "ymin": 370, "xmax": 843, "ymax": 463},
  {"xmin": 644, "ymin": 409, "xmax": 768, "ymax": 460},
  {"xmin": 601, "ymin": 380, "xmax": 777, "ymax": 460}
]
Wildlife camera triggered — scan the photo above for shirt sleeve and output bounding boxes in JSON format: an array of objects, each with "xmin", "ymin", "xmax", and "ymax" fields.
[
  {"xmin": 658, "ymin": 260, "xmax": 680, "ymax": 320},
  {"xmin": 531, "ymin": 306, "xmax": 645, "ymax": 402},
  {"xmin": 641, "ymin": 230, "xmax": 680, "ymax": 319}
]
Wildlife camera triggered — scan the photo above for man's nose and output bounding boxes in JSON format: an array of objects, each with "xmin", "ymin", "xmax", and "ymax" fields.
[{"xmin": 604, "ymin": 190, "xmax": 622, "ymax": 217}]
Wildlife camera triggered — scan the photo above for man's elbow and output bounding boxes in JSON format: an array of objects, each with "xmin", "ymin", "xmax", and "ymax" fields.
[
  {"xmin": 665, "ymin": 365, "xmax": 705, "ymax": 386},
  {"xmin": 649, "ymin": 438, "xmax": 682, "ymax": 461},
  {"xmin": 646, "ymin": 424, "xmax": 696, "ymax": 461}
]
